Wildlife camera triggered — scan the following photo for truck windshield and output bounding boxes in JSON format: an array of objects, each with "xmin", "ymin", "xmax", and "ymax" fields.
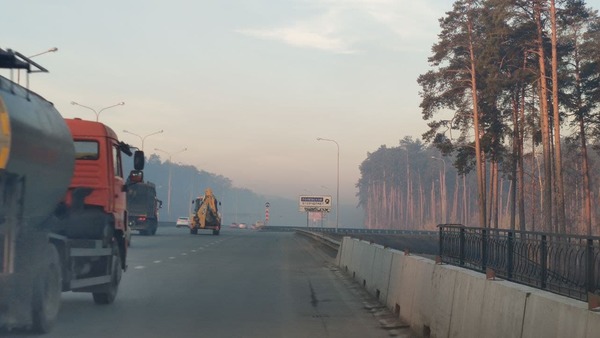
[{"xmin": 74, "ymin": 140, "xmax": 99, "ymax": 160}]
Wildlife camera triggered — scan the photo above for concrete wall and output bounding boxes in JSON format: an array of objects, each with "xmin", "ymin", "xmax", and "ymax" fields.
[{"xmin": 337, "ymin": 237, "xmax": 600, "ymax": 338}]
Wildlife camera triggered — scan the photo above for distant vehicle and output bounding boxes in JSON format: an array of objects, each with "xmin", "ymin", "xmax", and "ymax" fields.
[
  {"xmin": 176, "ymin": 217, "xmax": 190, "ymax": 228},
  {"xmin": 238, "ymin": 223, "xmax": 247, "ymax": 229},
  {"xmin": 230, "ymin": 223, "xmax": 238, "ymax": 228},
  {"xmin": 126, "ymin": 181, "xmax": 161, "ymax": 236},
  {"xmin": 189, "ymin": 188, "xmax": 221, "ymax": 235}
]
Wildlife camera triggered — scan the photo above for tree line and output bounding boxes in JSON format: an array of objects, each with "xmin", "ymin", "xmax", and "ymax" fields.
[{"xmin": 358, "ymin": 0, "xmax": 600, "ymax": 236}]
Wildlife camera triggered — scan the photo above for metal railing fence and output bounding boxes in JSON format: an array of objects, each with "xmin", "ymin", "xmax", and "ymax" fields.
[{"xmin": 438, "ymin": 224, "xmax": 600, "ymax": 301}]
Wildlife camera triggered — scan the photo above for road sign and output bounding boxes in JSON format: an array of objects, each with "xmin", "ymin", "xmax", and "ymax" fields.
[{"xmin": 298, "ymin": 195, "xmax": 332, "ymax": 212}]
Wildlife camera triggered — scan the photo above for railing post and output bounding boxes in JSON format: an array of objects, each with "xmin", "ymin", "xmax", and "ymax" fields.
[
  {"xmin": 438, "ymin": 225, "xmax": 444, "ymax": 259},
  {"xmin": 482, "ymin": 228, "xmax": 488, "ymax": 271},
  {"xmin": 507, "ymin": 231, "xmax": 514, "ymax": 280},
  {"xmin": 459, "ymin": 227, "xmax": 465, "ymax": 266},
  {"xmin": 586, "ymin": 238, "xmax": 595, "ymax": 294},
  {"xmin": 541, "ymin": 235, "xmax": 547, "ymax": 289}
]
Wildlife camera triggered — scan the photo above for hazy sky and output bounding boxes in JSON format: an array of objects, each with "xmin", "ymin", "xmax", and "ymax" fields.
[{"xmin": 4, "ymin": 0, "xmax": 598, "ymax": 205}]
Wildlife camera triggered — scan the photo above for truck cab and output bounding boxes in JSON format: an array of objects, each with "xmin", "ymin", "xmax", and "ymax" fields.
[{"xmin": 65, "ymin": 118, "xmax": 128, "ymax": 234}]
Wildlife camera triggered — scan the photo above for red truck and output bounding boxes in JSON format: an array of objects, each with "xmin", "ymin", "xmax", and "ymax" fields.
[{"xmin": 0, "ymin": 49, "xmax": 143, "ymax": 332}]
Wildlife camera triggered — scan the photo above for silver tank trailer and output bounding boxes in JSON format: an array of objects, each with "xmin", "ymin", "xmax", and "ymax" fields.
[{"xmin": 0, "ymin": 75, "xmax": 75, "ymax": 229}]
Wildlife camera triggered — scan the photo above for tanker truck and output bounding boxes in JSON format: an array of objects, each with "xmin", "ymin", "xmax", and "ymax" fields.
[
  {"xmin": 189, "ymin": 188, "xmax": 221, "ymax": 235},
  {"xmin": 0, "ymin": 48, "xmax": 144, "ymax": 332}
]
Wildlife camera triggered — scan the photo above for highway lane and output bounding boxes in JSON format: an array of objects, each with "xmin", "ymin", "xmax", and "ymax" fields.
[{"xmin": 3, "ymin": 226, "xmax": 400, "ymax": 337}]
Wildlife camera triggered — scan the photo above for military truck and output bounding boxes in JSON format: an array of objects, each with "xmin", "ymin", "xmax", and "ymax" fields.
[{"xmin": 127, "ymin": 181, "xmax": 161, "ymax": 235}]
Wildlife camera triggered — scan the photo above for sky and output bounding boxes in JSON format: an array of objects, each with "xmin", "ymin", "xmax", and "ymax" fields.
[{"xmin": 4, "ymin": 0, "xmax": 599, "ymax": 206}]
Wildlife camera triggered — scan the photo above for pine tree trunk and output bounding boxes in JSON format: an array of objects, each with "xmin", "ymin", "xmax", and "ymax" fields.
[
  {"xmin": 467, "ymin": 4, "xmax": 487, "ymax": 228},
  {"xmin": 535, "ymin": 0, "xmax": 553, "ymax": 233},
  {"xmin": 550, "ymin": 0, "xmax": 566, "ymax": 234},
  {"xmin": 518, "ymin": 83, "xmax": 527, "ymax": 231}
]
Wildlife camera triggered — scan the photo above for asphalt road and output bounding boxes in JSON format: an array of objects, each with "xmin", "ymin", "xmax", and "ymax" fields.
[{"xmin": 3, "ymin": 226, "xmax": 403, "ymax": 338}]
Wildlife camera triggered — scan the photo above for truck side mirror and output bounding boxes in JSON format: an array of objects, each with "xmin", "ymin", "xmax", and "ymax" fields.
[{"xmin": 134, "ymin": 150, "xmax": 145, "ymax": 170}]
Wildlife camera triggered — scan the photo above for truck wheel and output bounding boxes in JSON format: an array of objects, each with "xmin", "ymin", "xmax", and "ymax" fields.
[
  {"xmin": 212, "ymin": 229, "xmax": 220, "ymax": 236},
  {"xmin": 190, "ymin": 228, "xmax": 198, "ymax": 235},
  {"xmin": 31, "ymin": 244, "xmax": 62, "ymax": 333},
  {"xmin": 92, "ymin": 245, "xmax": 122, "ymax": 305},
  {"xmin": 150, "ymin": 222, "xmax": 158, "ymax": 236}
]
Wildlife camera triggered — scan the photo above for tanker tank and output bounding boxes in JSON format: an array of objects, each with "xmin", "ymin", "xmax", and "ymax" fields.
[{"xmin": 0, "ymin": 74, "xmax": 75, "ymax": 229}]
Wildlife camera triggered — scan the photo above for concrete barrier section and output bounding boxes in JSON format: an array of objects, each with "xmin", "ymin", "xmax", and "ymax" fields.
[
  {"xmin": 447, "ymin": 268, "xmax": 487, "ymax": 338},
  {"xmin": 522, "ymin": 291, "xmax": 590, "ymax": 338},
  {"xmin": 356, "ymin": 243, "xmax": 378, "ymax": 288},
  {"xmin": 586, "ymin": 310, "xmax": 600, "ymax": 338},
  {"xmin": 406, "ymin": 256, "xmax": 435, "ymax": 335},
  {"xmin": 338, "ymin": 237, "xmax": 354, "ymax": 269},
  {"xmin": 479, "ymin": 280, "xmax": 534, "ymax": 338},
  {"xmin": 367, "ymin": 246, "xmax": 394, "ymax": 302},
  {"xmin": 385, "ymin": 250, "xmax": 406, "ymax": 312},
  {"xmin": 430, "ymin": 264, "xmax": 459, "ymax": 338},
  {"xmin": 392, "ymin": 255, "xmax": 426, "ymax": 327},
  {"xmin": 348, "ymin": 239, "xmax": 366, "ymax": 278}
]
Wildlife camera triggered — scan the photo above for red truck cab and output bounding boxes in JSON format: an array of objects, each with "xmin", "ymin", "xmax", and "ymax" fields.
[{"xmin": 64, "ymin": 118, "xmax": 128, "ymax": 233}]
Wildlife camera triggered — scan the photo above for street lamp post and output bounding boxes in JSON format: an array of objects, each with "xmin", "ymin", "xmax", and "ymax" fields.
[
  {"xmin": 431, "ymin": 156, "xmax": 447, "ymax": 224},
  {"xmin": 18, "ymin": 47, "xmax": 58, "ymax": 83},
  {"xmin": 154, "ymin": 147, "xmax": 187, "ymax": 219},
  {"xmin": 317, "ymin": 137, "xmax": 339, "ymax": 232},
  {"xmin": 28, "ymin": 47, "xmax": 58, "ymax": 58},
  {"xmin": 70, "ymin": 101, "xmax": 125, "ymax": 122},
  {"xmin": 122, "ymin": 129, "xmax": 164, "ymax": 151}
]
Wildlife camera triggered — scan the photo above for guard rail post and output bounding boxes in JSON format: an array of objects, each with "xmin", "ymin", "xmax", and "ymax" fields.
[
  {"xmin": 541, "ymin": 235, "xmax": 548, "ymax": 289},
  {"xmin": 586, "ymin": 238, "xmax": 595, "ymax": 295},
  {"xmin": 459, "ymin": 226, "xmax": 465, "ymax": 266},
  {"xmin": 507, "ymin": 230, "xmax": 514, "ymax": 280},
  {"xmin": 481, "ymin": 228, "xmax": 488, "ymax": 271}
]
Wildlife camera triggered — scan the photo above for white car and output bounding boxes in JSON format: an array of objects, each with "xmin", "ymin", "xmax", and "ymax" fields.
[{"xmin": 176, "ymin": 217, "xmax": 190, "ymax": 228}]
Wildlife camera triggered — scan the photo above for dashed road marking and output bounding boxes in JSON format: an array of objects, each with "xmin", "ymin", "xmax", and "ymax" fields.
[
  {"xmin": 134, "ymin": 265, "xmax": 145, "ymax": 270},
  {"xmin": 153, "ymin": 260, "xmax": 162, "ymax": 264},
  {"xmin": 191, "ymin": 250, "xmax": 197, "ymax": 252},
  {"xmin": 181, "ymin": 253, "xmax": 187, "ymax": 256},
  {"xmin": 169, "ymin": 256, "xmax": 176, "ymax": 259}
]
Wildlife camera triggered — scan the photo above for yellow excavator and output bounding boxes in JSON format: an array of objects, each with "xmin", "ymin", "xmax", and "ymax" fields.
[{"xmin": 189, "ymin": 187, "xmax": 221, "ymax": 235}]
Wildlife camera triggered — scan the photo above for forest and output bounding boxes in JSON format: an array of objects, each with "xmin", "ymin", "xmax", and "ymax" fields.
[{"xmin": 357, "ymin": 0, "xmax": 600, "ymax": 236}]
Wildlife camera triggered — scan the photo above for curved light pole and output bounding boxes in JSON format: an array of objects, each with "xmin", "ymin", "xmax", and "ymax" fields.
[
  {"xmin": 317, "ymin": 137, "xmax": 339, "ymax": 232},
  {"xmin": 431, "ymin": 156, "xmax": 447, "ymax": 224},
  {"xmin": 18, "ymin": 47, "xmax": 58, "ymax": 83},
  {"xmin": 154, "ymin": 147, "xmax": 187, "ymax": 219},
  {"xmin": 70, "ymin": 101, "xmax": 125, "ymax": 122},
  {"xmin": 122, "ymin": 129, "xmax": 163, "ymax": 151},
  {"xmin": 29, "ymin": 47, "xmax": 58, "ymax": 58}
]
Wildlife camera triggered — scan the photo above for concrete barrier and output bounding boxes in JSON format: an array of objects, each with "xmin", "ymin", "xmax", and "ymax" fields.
[
  {"xmin": 337, "ymin": 237, "xmax": 354, "ymax": 268},
  {"xmin": 479, "ymin": 280, "xmax": 533, "ymax": 338},
  {"xmin": 430, "ymin": 263, "xmax": 459, "ymax": 338},
  {"xmin": 367, "ymin": 246, "xmax": 394, "ymax": 302},
  {"xmin": 522, "ymin": 291, "xmax": 594, "ymax": 338},
  {"xmin": 336, "ymin": 236, "xmax": 600, "ymax": 338},
  {"xmin": 356, "ymin": 243, "xmax": 378, "ymax": 289},
  {"xmin": 348, "ymin": 239, "xmax": 365, "ymax": 278}
]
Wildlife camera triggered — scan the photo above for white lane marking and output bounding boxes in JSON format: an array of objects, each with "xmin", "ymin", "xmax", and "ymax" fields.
[
  {"xmin": 153, "ymin": 260, "xmax": 162, "ymax": 264},
  {"xmin": 134, "ymin": 266, "xmax": 145, "ymax": 270},
  {"xmin": 191, "ymin": 250, "xmax": 197, "ymax": 252},
  {"xmin": 169, "ymin": 256, "xmax": 176, "ymax": 259},
  {"xmin": 181, "ymin": 253, "xmax": 187, "ymax": 256}
]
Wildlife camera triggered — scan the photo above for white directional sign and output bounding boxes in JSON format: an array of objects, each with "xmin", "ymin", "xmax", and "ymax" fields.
[{"xmin": 298, "ymin": 195, "xmax": 332, "ymax": 212}]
